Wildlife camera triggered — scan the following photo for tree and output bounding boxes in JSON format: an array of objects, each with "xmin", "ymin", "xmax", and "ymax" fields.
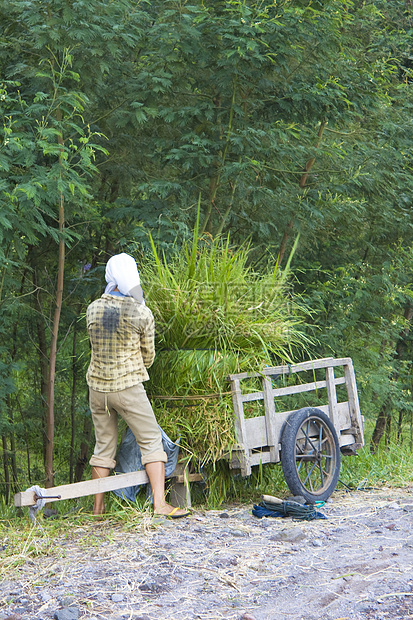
[
  {"xmin": 0, "ymin": 54, "xmax": 107, "ymax": 485},
  {"xmin": 1, "ymin": 0, "xmax": 413, "ymax": 497}
]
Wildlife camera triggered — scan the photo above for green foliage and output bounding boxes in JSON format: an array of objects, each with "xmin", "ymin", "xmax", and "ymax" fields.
[{"xmin": 301, "ymin": 250, "xmax": 413, "ymax": 443}]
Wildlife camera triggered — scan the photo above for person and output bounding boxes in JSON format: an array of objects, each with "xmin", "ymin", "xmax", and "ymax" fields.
[{"xmin": 86, "ymin": 252, "xmax": 189, "ymax": 518}]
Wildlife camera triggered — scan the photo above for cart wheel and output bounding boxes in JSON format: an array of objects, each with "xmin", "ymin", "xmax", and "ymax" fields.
[{"xmin": 281, "ymin": 407, "xmax": 341, "ymax": 503}]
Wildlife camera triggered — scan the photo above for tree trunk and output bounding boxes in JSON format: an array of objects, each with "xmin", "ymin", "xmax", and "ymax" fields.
[
  {"xmin": 370, "ymin": 404, "xmax": 389, "ymax": 453},
  {"xmin": 30, "ymin": 251, "xmax": 50, "ymax": 467},
  {"xmin": 45, "ymin": 193, "xmax": 65, "ymax": 488},
  {"xmin": 7, "ymin": 397, "xmax": 18, "ymax": 492},
  {"xmin": 200, "ymin": 173, "xmax": 219, "ymax": 235},
  {"xmin": 276, "ymin": 218, "xmax": 295, "ymax": 269},
  {"xmin": 2, "ymin": 435, "xmax": 10, "ymax": 504},
  {"xmin": 200, "ymin": 93, "xmax": 225, "ymax": 235},
  {"xmin": 276, "ymin": 120, "xmax": 327, "ymax": 267},
  {"xmin": 16, "ymin": 395, "xmax": 32, "ymax": 484},
  {"xmin": 37, "ymin": 308, "xmax": 49, "ymax": 467},
  {"xmin": 74, "ymin": 402, "xmax": 93, "ymax": 483},
  {"xmin": 214, "ymin": 178, "xmax": 238, "ymax": 237},
  {"xmin": 45, "ymin": 105, "xmax": 66, "ymax": 489},
  {"xmin": 69, "ymin": 316, "xmax": 79, "ymax": 484},
  {"xmin": 397, "ymin": 408, "xmax": 404, "ymax": 443},
  {"xmin": 370, "ymin": 303, "xmax": 413, "ymax": 453},
  {"xmin": 384, "ymin": 409, "xmax": 392, "ymax": 446}
]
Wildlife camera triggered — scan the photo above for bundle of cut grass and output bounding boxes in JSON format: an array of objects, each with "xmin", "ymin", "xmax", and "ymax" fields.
[{"xmin": 140, "ymin": 229, "xmax": 309, "ymax": 470}]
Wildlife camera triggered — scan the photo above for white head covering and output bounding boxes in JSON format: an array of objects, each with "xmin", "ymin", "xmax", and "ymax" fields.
[{"xmin": 104, "ymin": 253, "xmax": 145, "ymax": 304}]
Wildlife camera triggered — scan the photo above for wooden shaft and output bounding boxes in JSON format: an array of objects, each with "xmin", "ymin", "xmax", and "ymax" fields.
[
  {"xmin": 14, "ymin": 470, "xmax": 150, "ymax": 507},
  {"xmin": 261, "ymin": 494, "xmax": 283, "ymax": 505}
]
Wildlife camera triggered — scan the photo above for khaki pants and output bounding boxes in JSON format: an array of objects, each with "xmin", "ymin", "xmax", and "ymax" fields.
[{"xmin": 89, "ymin": 383, "xmax": 167, "ymax": 469}]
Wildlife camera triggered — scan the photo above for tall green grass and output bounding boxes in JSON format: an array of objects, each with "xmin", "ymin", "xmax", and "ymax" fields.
[
  {"xmin": 140, "ymin": 230, "xmax": 310, "ymax": 469},
  {"xmin": 339, "ymin": 440, "xmax": 413, "ymax": 490}
]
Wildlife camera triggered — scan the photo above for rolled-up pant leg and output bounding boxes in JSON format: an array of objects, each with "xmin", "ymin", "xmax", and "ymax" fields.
[{"xmin": 89, "ymin": 384, "xmax": 167, "ymax": 469}]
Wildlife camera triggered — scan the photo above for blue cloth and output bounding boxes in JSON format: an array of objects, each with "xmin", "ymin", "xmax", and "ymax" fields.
[
  {"xmin": 113, "ymin": 426, "xmax": 180, "ymax": 501},
  {"xmin": 252, "ymin": 503, "xmax": 327, "ymax": 521},
  {"xmin": 252, "ymin": 505, "xmax": 286, "ymax": 519}
]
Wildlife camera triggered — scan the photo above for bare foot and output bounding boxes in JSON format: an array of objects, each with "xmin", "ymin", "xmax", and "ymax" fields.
[{"xmin": 93, "ymin": 503, "xmax": 105, "ymax": 517}]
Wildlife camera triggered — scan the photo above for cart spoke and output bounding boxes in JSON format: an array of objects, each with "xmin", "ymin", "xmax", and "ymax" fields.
[
  {"xmin": 302, "ymin": 461, "xmax": 318, "ymax": 487},
  {"xmin": 301, "ymin": 426, "xmax": 318, "ymax": 453}
]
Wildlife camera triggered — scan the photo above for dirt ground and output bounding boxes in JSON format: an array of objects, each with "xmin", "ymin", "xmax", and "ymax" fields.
[{"xmin": 1, "ymin": 486, "xmax": 413, "ymax": 620}]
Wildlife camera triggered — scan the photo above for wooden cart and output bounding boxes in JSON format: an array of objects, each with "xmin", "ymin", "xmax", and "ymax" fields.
[{"xmin": 226, "ymin": 357, "xmax": 364, "ymax": 502}]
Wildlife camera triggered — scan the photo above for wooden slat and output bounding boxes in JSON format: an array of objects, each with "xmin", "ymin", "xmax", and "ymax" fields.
[
  {"xmin": 235, "ymin": 377, "xmax": 346, "ymax": 403},
  {"xmin": 272, "ymin": 379, "xmax": 326, "ymax": 397},
  {"xmin": 298, "ymin": 402, "xmax": 351, "ymax": 431},
  {"xmin": 237, "ymin": 378, "xmax": 345, "ymax": 401},
  {"xmin": 240, "ymin": 391, "xmax": 264, "ymax": 403},
  {"xmin": 344, "ymin": 360, "xmax": 364, "ymax": 446},
  {"xmin": 14, "ymin": 470, "xmax": 150, "ymax": 507},
  {"xmin": 263, "ymin": 376, "xmax": 278, "ymax": 461},
  {"xmin": 262, "ymin": 357, "xmax": 352, "ymax": 376},
  {"xmin": 174, "ymin": 473, "xmax": 203, "ymax": 484},
  {"xmin": 326, "ymin": 366, "xmax": 338, "ymax": 428},
  {"xmin": 270, "ymin": 376, "xmax": 345, "ymax": 398},
  {"xmin": 335, "ymin": 402, "xmax": 351, "ymax": 429},
  {"xmin": 249, "ymin": 451, "xmax": 273, "ymax": 466},
  {"xmin": 227, "ymin": 357, "xmax": 352, "ymax": 381},
  {"xmin": 230, "ymin": 377, "xmax": 251, "ymax": 476}
]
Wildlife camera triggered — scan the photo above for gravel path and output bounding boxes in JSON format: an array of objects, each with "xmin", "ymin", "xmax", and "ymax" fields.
[{"xmin": 1, "ymin": 486, "xmax": 413, "ymax": 620}]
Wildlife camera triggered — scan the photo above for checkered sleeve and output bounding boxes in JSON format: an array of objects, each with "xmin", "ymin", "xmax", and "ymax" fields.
[{"xmin": 140, "ymin": 310, "xmax": 155, "ymax": 368}]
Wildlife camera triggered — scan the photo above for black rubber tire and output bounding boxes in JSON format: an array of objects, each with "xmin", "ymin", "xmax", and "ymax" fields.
[{"xmin": 281, "ymin": 407, "xmax": 341, "ymax": 503}]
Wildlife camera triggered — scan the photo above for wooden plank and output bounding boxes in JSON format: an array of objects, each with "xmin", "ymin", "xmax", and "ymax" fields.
[
  {"xmin": 272, "ymin": 379, "xmax": 326, "ymax": 397},
  {"xmin": 297, "ymin": 401, "xmax": 357, "ymax": 448},
  {"xmin": 249, "ymin": 451, "xmax": 273, "ymax": 467},
  {"xmin": 228, "ymin": 357, "xmax": 352, "ymax": 381},
  {"xmin": 245, "ymin": 417, "xmax": 268, "ymax": 449},
  {"xmin": 335, "ymin": 402, "xmax": 351, "ymax": 430},
  {"xmin": 169, "ymin": 463, "xmax": 195, "ymax": 508},
  {"xmin": 326, "ymin": 366, "xmax": 338, "ymax": 428},
  {"xmin": 229, "ymin": 377, "xmax": 251, "ymax": 476},
  {"xmin": 343, "ymin": 360, "xmax": 364, "ymax": 446},
  {"xmin": 244, "ymin": 404, "xmax": 354, "ymax": 452},
  {"xmin": 228, "ymin": 372, "xmax": 253, "ymax": 381},
  {"xmin": 14, "ymin": 470, "xmax": 150, "ymax": 507},
  {"xmin": 240, "ymin": 391, "xmax": 264, "ymax": 403},
  {"xmin": 174, "ymin": 473, "xmax": 203, "ymax": 484},
  {"xmin": 238, "ymin": 376, "xmax": 347, "ymax": 402},
  {"xmin": 262, "ymin": 376, "xmax": 278, "ymax": 461},
  {"xmin": 270, "ymin": 376, "xmax": 345, "ymax": 399},
  {"xmin": 262, "ymin": 357, "xmax": 352, "ymax": 375},
  {"xmin": 244, "ymin": 411, "xmax": 291, "ymax": 454}
]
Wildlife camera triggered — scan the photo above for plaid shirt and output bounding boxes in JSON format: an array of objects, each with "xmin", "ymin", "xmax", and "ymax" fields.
[{"xmin": 86, "ymin": 293, "xmax": 155, "ymax": 392}]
